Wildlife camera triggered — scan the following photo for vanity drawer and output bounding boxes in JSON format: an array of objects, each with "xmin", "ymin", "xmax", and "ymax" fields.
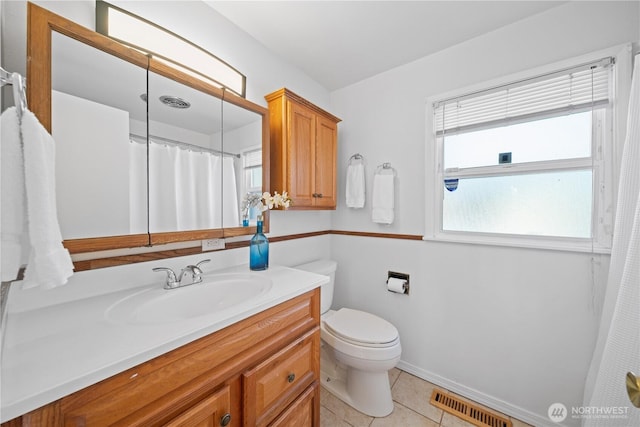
[
  {"xmin": 269, "ymin": 383, "xmax": 319, "ymax": 427},
  {"xmin": 243, "ymin": 327, "xmax": 320, "ymax": 426},
  {"xmin": 163, "ymin": 385, "xmax": 231, "ymax": 427}
]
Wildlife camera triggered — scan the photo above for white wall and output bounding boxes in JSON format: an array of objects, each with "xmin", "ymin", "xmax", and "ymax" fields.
[{"xmin": 329, "ymin": 2, "xmax": 638, "ymax": 426}]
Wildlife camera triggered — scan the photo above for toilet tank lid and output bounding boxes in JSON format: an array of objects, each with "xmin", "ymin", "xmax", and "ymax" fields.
[{"xmin": 294, "ymin": 259, "xmax": 337, "ymax": 275}]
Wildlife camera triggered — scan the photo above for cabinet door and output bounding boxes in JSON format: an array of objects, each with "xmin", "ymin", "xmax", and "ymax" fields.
[
  {"xmin": 243, "ymin": 329, "xmax": 319, "ymax": 426},
  {"xmin": 314, "ymin": 115, "xmax": 337, "ymax": 208},
  {"xmin": 287, "ymin": 101, "xmax": 316, "ymax": 207},
  {"xmin": 164, "ymin": 385, "xmax": 231, "ymax": 427},
  {"xmin": 269, "ymin": 383, "xmax": 319, "ymax": 427}
]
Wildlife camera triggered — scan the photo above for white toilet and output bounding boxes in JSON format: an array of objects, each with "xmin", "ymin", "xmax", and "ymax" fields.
[{"xmin": 295, "ymin": 259, "xmax": 401, "ymax": 417}]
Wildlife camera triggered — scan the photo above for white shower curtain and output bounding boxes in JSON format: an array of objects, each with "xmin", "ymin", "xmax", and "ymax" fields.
[
  {"xmin": 583, "ymin": 54, "xmax": 640, "ymax": 426},
  {"xmin": 145, "ymin": 141, "xmax": 239, "ymax": 232},
  {"xmin": 222, "ymin": 156, "xmax": 240, "ymax": 228}
]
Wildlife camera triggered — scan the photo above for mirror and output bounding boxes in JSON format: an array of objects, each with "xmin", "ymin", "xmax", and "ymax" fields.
[
  {"xmin": 147, "ymin": 69, "xmax": 224, "ymax": 235},
  {"xmin": 28, "ymin": 3, "xmax": 269, "ymax": 257},
  {"xmin": 222, "ymin": 98, "xmax": 264, "ymax": 227},
  {"xmin": 51, "ymin": 31, "xmax": 148, "ymax": 242}
]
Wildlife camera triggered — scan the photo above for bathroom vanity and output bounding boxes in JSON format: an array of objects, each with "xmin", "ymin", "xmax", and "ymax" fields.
[{"xmin": 1, "ymin": 265, "xmax": 325, "ymax": 426}]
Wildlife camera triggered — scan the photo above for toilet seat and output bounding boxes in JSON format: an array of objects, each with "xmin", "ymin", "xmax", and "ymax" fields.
[{"xmin": 323, "ymin": 308, "xmax": 399, "ymax": 348}]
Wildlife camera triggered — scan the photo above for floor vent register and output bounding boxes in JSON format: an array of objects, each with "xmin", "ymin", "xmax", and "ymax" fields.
[{"xmin": 430, "ymin": 389, "xmax": 512, "ymax": 427}]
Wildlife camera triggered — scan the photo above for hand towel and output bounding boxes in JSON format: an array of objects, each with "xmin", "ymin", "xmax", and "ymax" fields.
[
  {"xmin": 20, "ymin": 108, "xmax": 74, "ymax": 289},
  {"xmin": 346, "ymin": 162, "xmax": 365, "ymax": 208},
  {"xmin": 1, "ymin": 107, "xmax": 28, "ymax": 281},
  {"xmin": 372, "ymin": 173, "xmax": 395, "ymax": 224}
]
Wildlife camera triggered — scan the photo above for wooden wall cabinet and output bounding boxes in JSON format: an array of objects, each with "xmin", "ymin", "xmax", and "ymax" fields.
[
  {"xmin": 3, "ymin": 289, "xmax": 320, "ymax": 427},
  {"xmin": 266, "ymin": 88, "xmax": 341, "ymax": 210}
]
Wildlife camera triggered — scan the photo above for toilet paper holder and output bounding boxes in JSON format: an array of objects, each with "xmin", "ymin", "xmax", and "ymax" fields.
[{"xmin": 387, "ymin": 271, "xmax": 409, "ymax": 294}]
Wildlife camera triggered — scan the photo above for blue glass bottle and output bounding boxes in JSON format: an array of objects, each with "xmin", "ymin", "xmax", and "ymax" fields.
[{"xmin": 249, "ymin": 219, "xmax": 269, "ymax": 270}]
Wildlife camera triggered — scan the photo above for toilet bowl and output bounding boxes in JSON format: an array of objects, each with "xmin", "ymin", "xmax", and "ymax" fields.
[{"xmin": 295, "ymin": 260, "xmax": 401, "ymax": 417}]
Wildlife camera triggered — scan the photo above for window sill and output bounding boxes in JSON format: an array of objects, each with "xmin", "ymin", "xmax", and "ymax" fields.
[{"xmin": 422, "ymin": 232, "xmax": 611, "ymax": 254}]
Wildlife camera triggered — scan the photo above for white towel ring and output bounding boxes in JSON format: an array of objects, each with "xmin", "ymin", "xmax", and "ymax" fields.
[
  {"xmin": 375, "ymin": 162, "xmax": 396, "ymax": 176},
  {"xmin": 348, "ymin": 153, "xmax": 364, "ymax": 165}
]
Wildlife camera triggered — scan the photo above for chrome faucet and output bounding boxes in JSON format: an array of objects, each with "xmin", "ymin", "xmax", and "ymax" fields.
[{"xmin": 153, "ymin": 259, "xmax": 211, "ymax": 290}]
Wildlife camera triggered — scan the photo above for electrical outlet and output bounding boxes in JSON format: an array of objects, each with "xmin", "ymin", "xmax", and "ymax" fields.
[{"xmin": 202, "ymin": 238, "xmax": 225, "ymax": 251}]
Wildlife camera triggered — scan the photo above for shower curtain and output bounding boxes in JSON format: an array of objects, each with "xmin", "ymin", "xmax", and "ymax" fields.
[
  {"xmin": 145, "ymin": 141, "xmax": 240, "ymax": 232},
  {"xmin": 222, "ymin": 156, "xmax": 240, "ymax": 228},
  {"xmin": 583, "ymin": 54, "xmax": 640, "ymax": 426}
]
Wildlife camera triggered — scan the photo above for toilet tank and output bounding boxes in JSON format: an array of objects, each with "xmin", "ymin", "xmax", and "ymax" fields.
[{"xmin": 294, "ymin": 259, "xmax": 337, "ymax": 314}]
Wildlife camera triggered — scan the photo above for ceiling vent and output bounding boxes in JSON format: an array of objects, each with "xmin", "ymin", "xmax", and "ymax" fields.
[{"xmin": 159, "ymin": 95, "xmax": 190, "ymax": 109}]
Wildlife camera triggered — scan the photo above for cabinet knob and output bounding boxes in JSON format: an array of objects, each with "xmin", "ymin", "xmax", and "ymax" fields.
[
  {"xmin": 316, "ymin": 193, "xmax": 323, "ymax": 198},
  {"xmin": 220, "ymin": 413, "xmax": 231, "ymax": 426},
  {"xmin": 287, "ymin": 373, "xmax": 296, "ymax": 383}
]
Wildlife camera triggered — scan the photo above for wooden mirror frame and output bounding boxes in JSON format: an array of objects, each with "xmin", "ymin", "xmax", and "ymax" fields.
[{"xmin": 27, "ymin": 2, "xmax": 270, "ymax": 257}]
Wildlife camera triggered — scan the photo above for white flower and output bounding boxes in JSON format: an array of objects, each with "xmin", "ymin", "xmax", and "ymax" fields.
[{"xmin": 242, "ymin": 191, "xmax": 291, "ymax": 216}]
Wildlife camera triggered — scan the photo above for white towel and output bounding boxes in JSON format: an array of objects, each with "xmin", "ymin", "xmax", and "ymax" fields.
[
  {"xmin": 20, "ymin": 108, "xmax": 74, "ymax": 289},
  {"xmin": 372, "ymin": 173, "xmax": 395, "ymax": 224},
  {"xmin": 1, "ymin": 107, "xmax": 29, "ymax": 281},
  {"xmin": 346, "ymin": 162, "xmax": 365, "ymax": 208}
]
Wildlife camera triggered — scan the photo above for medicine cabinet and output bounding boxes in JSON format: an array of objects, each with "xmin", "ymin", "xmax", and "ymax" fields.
[{"xmin": 28, "ymin": 2, "xmax": 269, "ymax": 258}]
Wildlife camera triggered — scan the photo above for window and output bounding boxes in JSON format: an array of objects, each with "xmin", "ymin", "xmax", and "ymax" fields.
[
  {"xmin": 242, "ymin": 147, "xmax": 263, "ymax": 222},
  {"xmin": 428, "ymin": 56, "xmax": 616, "ymax": 251}
]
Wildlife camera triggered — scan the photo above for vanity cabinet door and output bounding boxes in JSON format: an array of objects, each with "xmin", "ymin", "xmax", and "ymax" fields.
[
  {"xmin": 266, "ymin": 88, "xmax": 341, "ymax": 210},
  {"xmin": 243, "ymin": 328, "xmax": 320, "ymax": 427},
  {"xmin": 164, "ymin": 385, "xmax": 231, "ymax": 427},
  {"xmin": 269, "ymin": 383, "xmax": 319, "ymax": 427}
]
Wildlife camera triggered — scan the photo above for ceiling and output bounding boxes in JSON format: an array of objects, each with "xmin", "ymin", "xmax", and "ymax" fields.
[{"xmin": 207, "ymin": 1, "xmax": 566, "ymax": 91}]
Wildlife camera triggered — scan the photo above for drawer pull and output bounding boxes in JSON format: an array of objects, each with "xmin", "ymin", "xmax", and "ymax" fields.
[
  {"xmin": 287, "ymin": 373, "xmax": 296, "ymax": 383},
  {"xmin": 220, "ymin": 413, "xmax": 231, "ymax": 426}
]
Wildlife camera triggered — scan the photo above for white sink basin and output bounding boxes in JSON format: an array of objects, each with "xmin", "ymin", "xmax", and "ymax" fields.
[{"xmin": 106, "ymin": 273, "xmax": 273, "ymax": 324}]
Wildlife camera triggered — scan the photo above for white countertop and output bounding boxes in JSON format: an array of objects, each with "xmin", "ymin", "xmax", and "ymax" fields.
[{"xmin": 0, "ymin": 264, "xmax": 327, "ymax": 422}]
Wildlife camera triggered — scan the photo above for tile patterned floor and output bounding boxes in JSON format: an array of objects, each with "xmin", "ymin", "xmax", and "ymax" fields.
[{"xmin": 320, "ymin": 369, "xmax": 534, "ymax": 427}]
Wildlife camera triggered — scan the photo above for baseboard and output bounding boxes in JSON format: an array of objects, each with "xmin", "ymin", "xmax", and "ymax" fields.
[{"xmin": 396, "ymin": 360, "xmax": 559, "ymax": 427}]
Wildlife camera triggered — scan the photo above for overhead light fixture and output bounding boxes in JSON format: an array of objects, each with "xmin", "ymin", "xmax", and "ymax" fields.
[{"xmin": 96, "ymin": 0, "xmax": 246, "ymax": 97}]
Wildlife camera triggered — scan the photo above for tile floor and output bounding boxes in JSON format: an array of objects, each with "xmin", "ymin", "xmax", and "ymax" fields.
[{"xmin": 319, "ymin": 368, "xmax": 534, "ymax": 427}]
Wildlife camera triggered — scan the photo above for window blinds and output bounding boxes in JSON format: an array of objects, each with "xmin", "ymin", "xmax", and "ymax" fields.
[
  {"xmin": 243, "ymin": 148, "xmax": 262, "ymax": 168},
  {"xmin": 434, "ymin": 57, "xmax": 613, "ymax": 135}
]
